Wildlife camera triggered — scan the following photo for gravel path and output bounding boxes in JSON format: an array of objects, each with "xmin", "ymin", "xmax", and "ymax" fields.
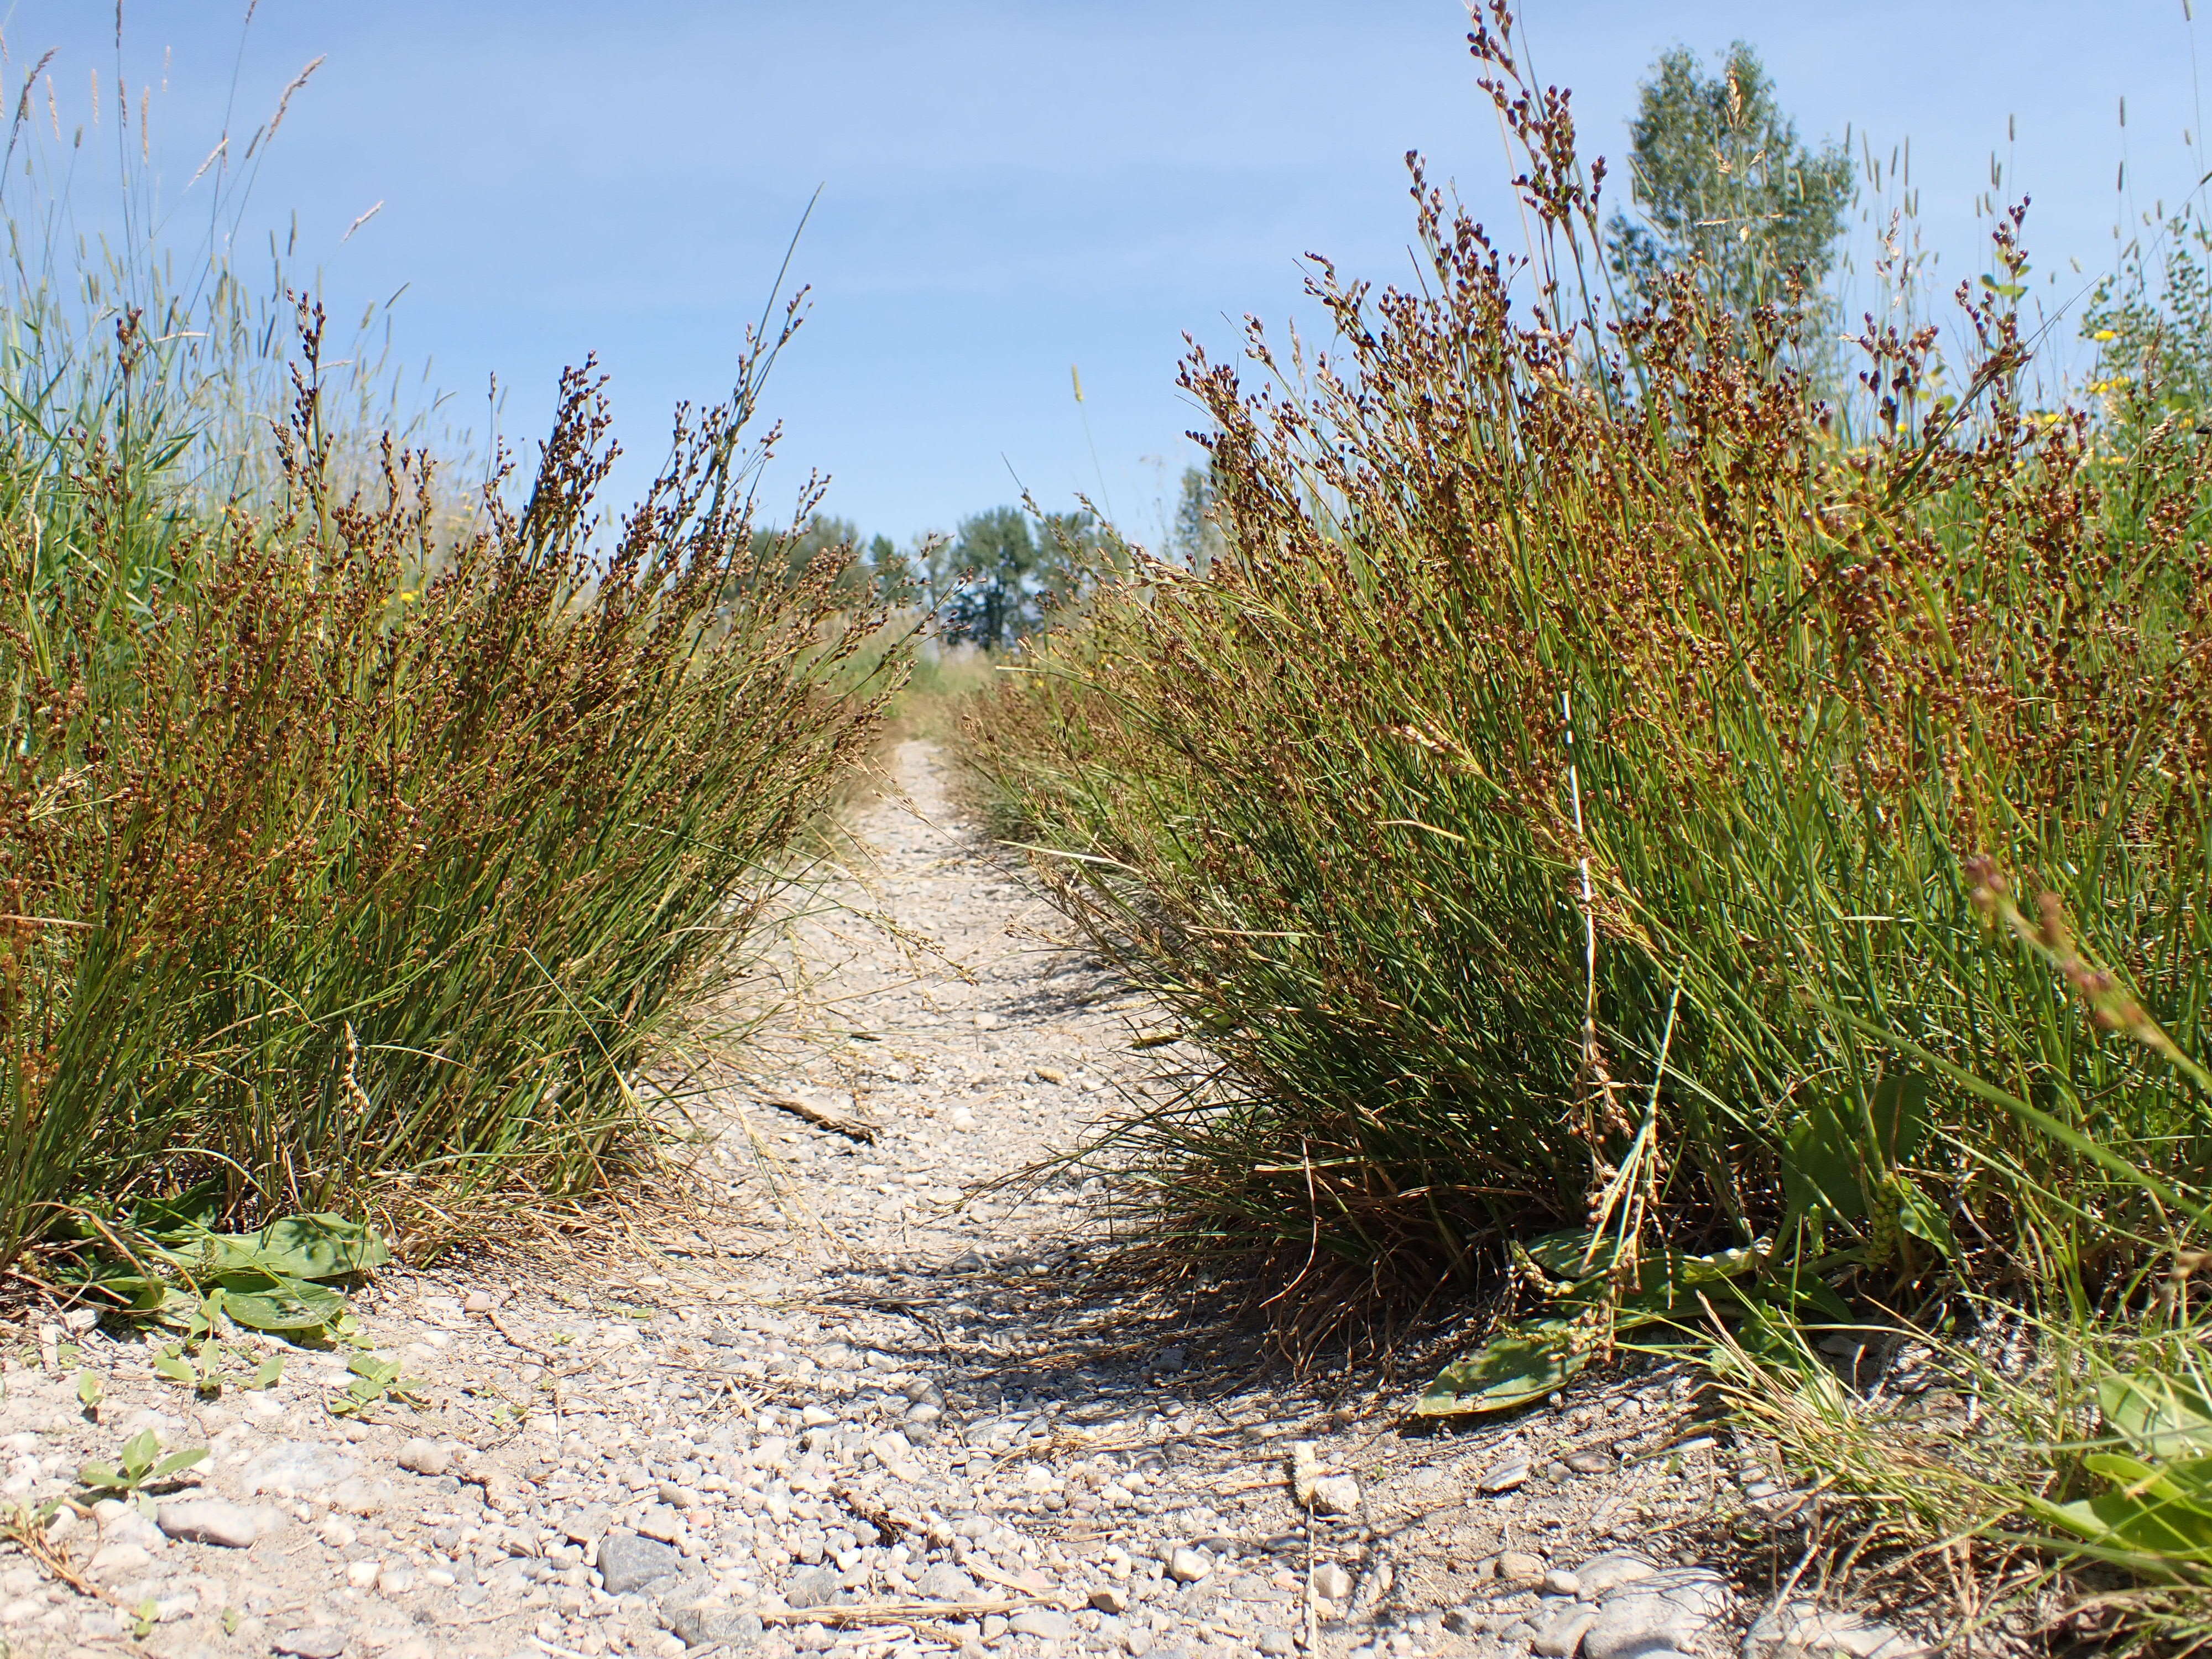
[{"xmin": 0, "ymin": 742, "xmax": 1922, "ymax": 1659}]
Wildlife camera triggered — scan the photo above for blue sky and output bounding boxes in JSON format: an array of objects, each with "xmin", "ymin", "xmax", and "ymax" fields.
[{"xmin": 8, "ymin": 2, "xmax": 2205, "ymax": 546}]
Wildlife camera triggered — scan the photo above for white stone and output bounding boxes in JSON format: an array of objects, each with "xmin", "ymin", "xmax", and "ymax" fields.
[
  {"xmin": 1167, "ymin": 1546, "xmax": 1212, "ymax": 1584},
  {"xmin": 158, "ymin": 1498, "xmax": 281, "ymax": 1548},
  {"xmin": 1308, "ymin": 1474, "xmax": 1360, "ymax": 1515},
  {"xmin": 242, "ymin": 1441, "xmax": 357, "ymax": 1496},
  {"xmin": 1750, "ymin": 1601, "xmax": 1931, "ymax": 1659},
  {"xmin": 396, "ymin": 1438, "xmax": 451, "ymax": 1477},
  {"xmin": 1582, "ymin": 1567, "xmax": 1732, "ymax": 1659},
  {"xmin": 1310, "ymin": 1562, "xmax": 1353, "ymax": 1602},
  {"xmin": 86, "ymin": 1541, "xmax": 150, "ymax": 1578},
  {"xmin": 1573, "ymin": 1554, "xmax": 1656, "ymax": 1597},
  {"xmin": 1480, "ymin": 1460, "xmax": 1532, "ymax": 1494},
  {"xmin": 1534, "ymin": 1607, "xmax": 1598, "ymax": 1657}
]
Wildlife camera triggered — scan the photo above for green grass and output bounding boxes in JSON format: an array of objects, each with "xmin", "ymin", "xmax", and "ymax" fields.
[
  {"xmin": 0, "ymin": 314, "xmax": 898, "ymax": 1262},
  {"xmin": 956, "ymin": 17, "xmax": 2212, "ymax": 1636},
  {"xmin": 0, "ymin": 66, "xmax": 903, "ymax": 1262}
]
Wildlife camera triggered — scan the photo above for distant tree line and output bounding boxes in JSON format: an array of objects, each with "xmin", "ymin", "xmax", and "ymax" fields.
[{"xmin": 752, "ymin": 465, "xmax": 1226, "ymax": 652}]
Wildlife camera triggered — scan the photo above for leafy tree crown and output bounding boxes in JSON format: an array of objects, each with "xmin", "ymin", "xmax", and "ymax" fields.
[{"xmin": 1605, "ymin": 41, "xmax": 1853, "ymax": 318}]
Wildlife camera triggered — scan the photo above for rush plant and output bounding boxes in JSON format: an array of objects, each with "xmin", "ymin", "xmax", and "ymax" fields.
[
  {"xmin": 962, "ymin": 3, "xmax": 2212, "ymax": 1373},
  {"xmin": 0, "ymin": 291, "xmax": 896, "ymax": 1260}
]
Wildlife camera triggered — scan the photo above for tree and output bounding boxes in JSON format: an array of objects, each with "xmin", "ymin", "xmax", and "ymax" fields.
[
  {"xmin": 1168, "ymin": 465, "xmax": 1225, "ymax": 573},
  {"xmin": 936, "ymin": 506, "xmax": 1044, "ymax": 650},
  {"xmin": 1605, "ymin": 43, "xmax": 1853, "ymax": 322},
  {"xmin": 746, "ymin": 513, "xmax": 863, "ymax": 592},
  {"xmin": 930, "ymin": 505, "xmax": 1118, "ymax": 648}
]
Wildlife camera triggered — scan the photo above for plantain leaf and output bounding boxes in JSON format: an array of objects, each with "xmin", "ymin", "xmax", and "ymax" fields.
[
  {"xmin": 1416, "ymin": 1318, "xmax": 1581, "ymax": 1416},
  {"xmin": 1866, "ymin": 1071, "xmax": 1932, "ymax": 1169},
  {"xmin": 2102, "ymin": 1371, "xmax": 2212, "ymax": 1461},
  {"xmin": 160, "ymin": 1215, "xmax": 390, "ymax": 1286},
  {"xmin": 216, "ymin": 1274, "xmax": 345, "ymax": 1332},
  {"xmin": 1892, "ymin": 1177, "xmax": 1957, "ymax": 1258},
  {"xmin": 1782, "ymin": 1095, "xmax": 1865, "ymax": 1220},
  {"xmin": 150, "ymin": 1448, "xmax": 207, "ymax": 1479}
]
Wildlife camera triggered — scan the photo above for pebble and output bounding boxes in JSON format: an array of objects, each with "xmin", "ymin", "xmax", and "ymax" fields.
[
  {"xmin": 1011, "ymin": 1610, "xmax": 1074, "ymax": 1640},
  {"xmin": 1533, "ymin": 1606, "xmax": 1598, "ymax": 1656},
  {"xmin": 1480, "ymin": 1459, "xmax": 1532, "ymax": 1494},
  {"xmin": 1308, "ymin": 1473, "xmax": 1360, "ymax": 1514},
  {"xmin": 1749, "ymin": 1601, "xmax": 1930, "ymax": 1659},
  {"xmin": 1542, "ymin": 1568, "xmax": 1582, "ymax": 1597},
  {"xmin": 1310, "ymin": 1562, "xmax": 1353, "ymax": 1601},
  {"xmin": 1494, "ymin": 1551, "xmax": 1548, "ymax": 1586},
  {"xmin": 242, "ymin": 1440, "xmax": 357, "ymax": 1496},
  {"xmin": 395, "ymin": 1437, "xmax": 451, "ymax": 1477},
  {"xmin": 596, "ymin": 1530, "xmax": 686, "ymax": 1595},
  {"xmin": 1573, "ymin": 1554, "xmax": 1657, "ymax": 1597},
  {"xmin": 1167, "ymin": 1547, "xmax": 1212, "ymax": 1584},
  {"xmin": 156, "ymin": 1498, "xmax": 279, "ymax": 1548},
  {"xmin": 671, "ymin": 1604, "xmax": 768, "ymax": 1648},
  {"xmin": 1090, "ymin": 1585, "xmax": 1131, "ymax": 1614},
  {"xmin": 920, "ymin": 1563, "xmax": 982, "ymax": 1603},
  {"xmin": 787, "ymin": 1565, "xmax": 846, "ymax": 1608},
  {"xmin": 1579, "ymin": 1566, "xmax": 1732, "ymax": 1659},
  {"xmin": 272, "ymin": 1629, "xmax": 348, "ymax": 1659},
  {"xmin": 86, "ymin": 1541, "xmax": 150, "ymax": 1577},
  {"xmin": 1564, "ymin": 1449, "xmax": 1614, "ymax": 1475}
]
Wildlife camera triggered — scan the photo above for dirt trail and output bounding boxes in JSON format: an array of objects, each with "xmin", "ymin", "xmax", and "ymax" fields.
[{"xmin": 0, "ymin": 740, "xmax": 1909, "ymax": 1659}]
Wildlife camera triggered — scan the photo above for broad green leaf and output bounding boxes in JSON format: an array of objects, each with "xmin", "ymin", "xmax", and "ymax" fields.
[
  {"xmin": 150, "ymin": 1448, "xmax": 207, "ymax": 1479},
  {"xmin": 150, "ymin": 1214, "xmax": 392, "ymax": 1290},
  {"xmin": 149, "ymin": 1353, "xmax": 196, "ymax": 1386},
  {"xmin": 77, "ymin": 1462, "xmax": 122, "ymax": 1489},
  {"xmin": 1782, "ymin": 1096, "xmax": 1864, "ymax": 1220},
  {"xmin": 251, "ymin": 1355, "xmax": 284, "ymax": 1390},
  {"xmin": 1516, "ymin": 1230, "xmax": 1609, "ymax": 1283},
  {"xmin": 1892, "ymin": 1178, "xmax": 1957, "ymax": 1258},
  {"xmin": 1866, "ymin": 1071, "xmax": 1932, "ymax": 1168},
  {"xmin": 225, "ymin": 1215, "xmax": 392, "ymax": 1281},
  {"xmin": 217, "ymin": 1275, "xmax": 345, "ymax": 1332},
  {"xmin": 1416, "ymin": 1318, "xmax": 1582, "ymax": 1416},
  {"xmin": 1516, "ymin": 1230, "xmax": 1759, "ymax": 1292},
  {"xmin": 119, "ymin": 1430, "xmax": 158, "ymax": 1475},
  {"xmin": 72, "ymin": 1274, "xmax": 173, "ymax": 1313},
  {"xmin": 74, "ymin": 1373, "xmax": 101, "ymax": 1411},
  {"xmin": 2102, "ymin": 1372, "xmax": 2212, "ymax": 1460},
  {"xmin": 128, "ymin": 1182, "xmax": 226, "ymax": 1239},
  {"xmin": 347, "ymin": 1353, "xmax": 400, "ymax": 1383},
  {"xmin": 2052, "ymin": 1485, "xmax": 2212, "ymax": 1560}
]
